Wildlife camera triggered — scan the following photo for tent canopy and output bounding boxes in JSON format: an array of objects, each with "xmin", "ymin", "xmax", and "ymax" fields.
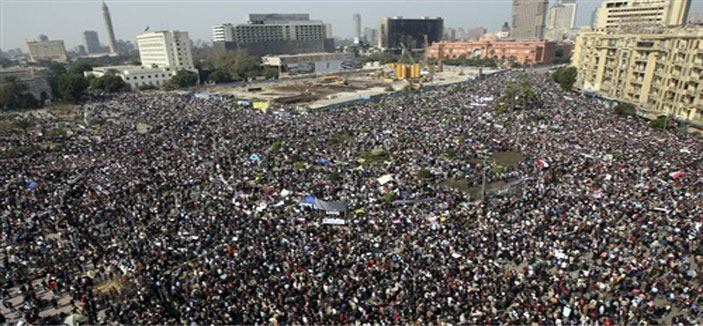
[{"xmin": 313, "ymin": 199, "xmax": 347, "ymax": 213}]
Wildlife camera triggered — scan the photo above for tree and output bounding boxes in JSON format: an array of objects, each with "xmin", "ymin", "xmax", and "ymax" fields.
[
  {"xmin": 0, "ymin": 76, "xmax": 41, "ymax": 111},
  {"xmin": 649, "ymin": 115, "xmax": 670, "ymax": 130},
  {"xmin": 13, "ymin": 118, "xmax": 33, "ymax": 134},
  {"xmin": 262, "ymin": 66, "xmax": 279, "ymax": 79},
  {"xmin": 208, "ymin": 69, "xmax": 232, "ymax": 83},
  {"xmin": 90, "ymin": 73, "xmax": 130, "ymax": 92},
  {"xmin": 168, "ymin": 69, "xmax": 198, "ymax": 88},
  {"xmin": 502, "ymin": 74, "xmax": 536, "ymax": 111},
  {"xmin": 552, "ymin": 67, "xmax": 577, "ymax": 91},
  {"xmin": 58, "ymin": 74, "xmax": 88, "ymax": 103},
  {"xmin": 67, "ymin": 63, "xmax": 93, "ymax": 76},
  {"xmin": 614, "ymin": 103, "xmax": 636, "ymax": 116},
  {"xmin": 197, "ymin": 50, "xmax": 261, "ymax": 81}
]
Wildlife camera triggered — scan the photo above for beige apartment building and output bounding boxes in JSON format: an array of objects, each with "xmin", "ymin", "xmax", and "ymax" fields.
[
  {"xmin": 594, "ymin": 0, "xmax": 691, "ymax": 30},
  {"xmin": 26, "ymin": 39, "xmax": 68, "ymax": 63},
  {"xmin": 572, "ymin": 26, "xmax": 703, "ymax": 125}
]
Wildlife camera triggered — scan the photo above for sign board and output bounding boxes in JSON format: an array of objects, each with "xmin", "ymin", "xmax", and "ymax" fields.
[
  {"xmin": 322, "ymin": 218, "xmax": 346, "ymax": 225},
  {"xmin": 253, "ymin": 102, "xmax": 270, "ymax": 110}
]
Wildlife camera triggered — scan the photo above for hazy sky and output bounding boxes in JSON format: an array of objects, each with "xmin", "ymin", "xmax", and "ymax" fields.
[{"xmin": 1, "ymin": 0, "xmax": 702, "ymax": 51}]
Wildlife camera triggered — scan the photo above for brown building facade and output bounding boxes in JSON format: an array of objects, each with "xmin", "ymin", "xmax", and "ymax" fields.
[{"xmin": 426, "ymin": 40, "xmax": 573, "ymax": 64}]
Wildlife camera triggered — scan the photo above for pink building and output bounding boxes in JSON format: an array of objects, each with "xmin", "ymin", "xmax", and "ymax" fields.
[{"xmin": 427, "ymin": 40, "xmax": 573, "ymax": 65}]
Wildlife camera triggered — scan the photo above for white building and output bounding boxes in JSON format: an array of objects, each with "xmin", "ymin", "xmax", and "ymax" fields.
[
  {"xmin": 212, "ymin": 23, "xmax": 235, "ymax": 42},
  {"xmin": 594, "ymin": 0, "xmax": 692, "ymax": 30},
  {"xmin": 234, "ymin": 14, "xmax": 328, "ymax": 43},
  {"xmin": 85, "ymin": 30, "xmax": 198, "ymax": 90},
  {"xmin": 545, "ymin": 0, "xmax": 577, "ymax": 41},
  {"xmin": 136, "ymin": 30, "xmax": 194, "ymax": 69},
  {"xmin": 85, "ymin": 65, "xmax": 182, "ymax": 89}
]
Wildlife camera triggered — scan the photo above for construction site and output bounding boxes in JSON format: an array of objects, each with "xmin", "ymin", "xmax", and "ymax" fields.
[{"xmin": 202, "ymin": 43, "xmax": 498, "ymax": 110}]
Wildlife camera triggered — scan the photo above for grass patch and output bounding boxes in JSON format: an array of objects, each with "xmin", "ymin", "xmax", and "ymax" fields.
[
  {"xmin": 491, "ymin": 165, "xmax": 505, "ymax": 174},
  {"xmin": 44, "ymin": 127, "xmax": 67, "ymax": 139},
  {"xmin": 270, "ymin": 141, "xmax": 282, "ymax": 151},
  {"xmin": 2, "ymin": 145, "xmax": 40, "ymax": 158},
  {"xmin": 442, "ymin": 149, "xmax": 460, "ymax": 160},
  {"xmin": 442, "ymin": 114, "xmax": 460, "ymax": 121},
  {"xmin": 417, "ymin": 169, "xmax": 433, "ymax": 179},
  {"xmin": 358, "ymin": 148, "xmax": 390, "ymax": 164},
  {"xmin": 294, "ymin": 161, "xmax": 306, "ymax": 170},
  {"xmin": 382, "ymin": 192, "xmax": 396, "ymax": 203},
  {"xmin": 328, "ymin": 172, "xmax": 342, "ymax": 182}
]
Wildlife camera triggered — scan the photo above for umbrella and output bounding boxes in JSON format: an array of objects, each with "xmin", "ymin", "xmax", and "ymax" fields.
[{"xmin": 64, "ymin": 314, "xmax": 88, "ymax": 326}]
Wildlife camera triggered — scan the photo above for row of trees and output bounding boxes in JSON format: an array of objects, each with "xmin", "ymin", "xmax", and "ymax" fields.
[
  {"xmin": 499, "ymin": 74, "xmax": 537, "ymax": 112},
  {"xmin": 0, "ymin": 77, "xmax": 43, "ymax": 111},
  {"xmin": 194, "ymin": 50, "xmax": 278, "ymax": 84},
  {"xmin": 442, "ymin": 56, "xmax": 499, "ymax": 67}
]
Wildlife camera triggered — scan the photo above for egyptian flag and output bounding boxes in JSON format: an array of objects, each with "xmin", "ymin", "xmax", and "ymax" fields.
[
  {"xmin": 536, "ymin": 159, "xmax": 550, "ymax": 169},
  {"xmin": 669, "ymin": 170, "xmax": 684, "ymax": 179}
]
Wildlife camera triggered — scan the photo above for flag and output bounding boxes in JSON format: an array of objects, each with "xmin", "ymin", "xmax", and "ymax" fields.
[
  {"xmin": 536, "ymin": 159, "xmax": 550, "ymax": 168},
  {"xmin": 669, "ymin": 171, "xmax": 684, "ymax": 179}
]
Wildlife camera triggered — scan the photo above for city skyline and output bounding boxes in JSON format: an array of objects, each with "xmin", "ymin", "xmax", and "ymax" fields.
[{"xmin": 7, "ymin": 0, "xmax": 698, "ymax": 51}]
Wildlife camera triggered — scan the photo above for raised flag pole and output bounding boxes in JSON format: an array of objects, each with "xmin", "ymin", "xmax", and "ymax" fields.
[{"xmin": 481, "ymin": 156, "xmax": 487, "ymax": 201}]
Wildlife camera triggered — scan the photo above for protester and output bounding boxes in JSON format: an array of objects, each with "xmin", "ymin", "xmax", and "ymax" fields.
[{"xmin": 1, "ymin": 72, "xmax": 701, "ymax": 325}]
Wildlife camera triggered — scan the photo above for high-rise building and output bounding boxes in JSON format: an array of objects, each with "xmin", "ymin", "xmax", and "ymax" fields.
[
  {"xmin": 501, "ymin": 22, "xmax": 511, "ymax": 33},
  {"xmin": 594, "ymin": 0, "xmax": 692, "ymax": 30},
  {"xmin": 571, "ymin": 27, "xmax": 703, "ymax": 125},
  {"xmin": 689, "ymin": 11, "xmax": 703, "ymax": 23},
  {"xmin": 212, "ymin": 23, "xmax": 235, "ymax": 42},
  {"xmin": 511, "ymin": 0, "xmax": 549, "ymax": 40},
  {"xmin": 353, "ymin": 14, "xmax": 361, "ymax": 43},
  {"xmin": 363, "ymin": 27, "xmax": 379, "ymax": 45},
  {"xmin": 443, "ymin": 27, "xmax": 457, "ymax": 42},
  {"xmin": 214, "ymin": 14, "xmax": 334, "ymax": 56},
  {"xmin": 102, "ymin": 1, "xmax": 118, "ymax": 54},
  {"xmin": 467, "ymin": 27, "xmax": 487, "ymax": 40},
  {"xmin": 545, "ymin": 0, "xmax": 577, "ymax": 41},
  {"xmin": 378, "ymin": 16, "xmax": 443, "ymax": 52},
  {"xmin": 137, "ymin": 30, "xmax": 194, "ymax": 69},
  {"xmin": 26, "ymin": 36, "xmax": 68, "ymax": 62},
  {"xmin": 83, "ymin": 31, "xmax": 102, "ymax": 54},
  {"xmin": 325, "ymin": 24, "xmax": 333, "ymax": 38}
]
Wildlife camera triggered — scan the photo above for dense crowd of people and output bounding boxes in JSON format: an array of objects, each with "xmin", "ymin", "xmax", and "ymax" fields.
[{"xmin": 1, "ymin": 71, "xmax": 702, "ymax": 325}]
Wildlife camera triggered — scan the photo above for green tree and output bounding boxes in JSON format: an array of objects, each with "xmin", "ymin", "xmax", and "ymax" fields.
[
  {"xmin": 58, "ymin": 74, "xmax": 88, "ymax": 103},
  {"xmin": 0, "ymin": 77, "xmax": 41, "ymax": 111},
  {"xmin": 552, "ymin": 67, "xmax": 578, "ymax": 91},
  {"xmin": 262, "ymin": 66, "xmax": 279, "ymax": 79},
  {"xmin": 168, "ymin": 69, "xmax": 199, "ymax": 88},
  {"xmin": 502, "ymin": 74, "xmax": 536, "ymax": 111},
  {"xmin": 613, "ymin": 103, "xmax": 636, "ymax": 116},
  {"xmin": 100, "ymin": 74, "xmax": 129, "ymax": 92},
  {"xmin": 208, "ymin": 69, "xmax": 232, "ymax": 83},
  {"xmin": 13, "ymin": 118, "xmax": 33, "ymax": 134},
  {"xmin": 67, "ymin": 63, "xmax": 93, "ymax": 75},
  {"xmin": 649, "ymin": 115, "xmax": 670, "ymax": 130}
]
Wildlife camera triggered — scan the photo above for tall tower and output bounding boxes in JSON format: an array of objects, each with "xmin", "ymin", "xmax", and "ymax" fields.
[
  {"xmin": 511, "ymin": 0, "xmax": 548, "ymax": 40},
  {"xmin": 102, "ymin": 1, "xmax": 118, "ymax": 54},
  {"xmin": 353, "ymin": 14, "xmax": 361, "ymax": 43}
]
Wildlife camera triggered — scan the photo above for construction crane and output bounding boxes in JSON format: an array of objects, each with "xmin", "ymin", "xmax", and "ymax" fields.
[
  {"xmin": 399, "ymin": 42, "xmax": 416, "ymax": 64},
  {"xmin": 423, "ymin": 34, "xmax": 433, "ymax": 78}
]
